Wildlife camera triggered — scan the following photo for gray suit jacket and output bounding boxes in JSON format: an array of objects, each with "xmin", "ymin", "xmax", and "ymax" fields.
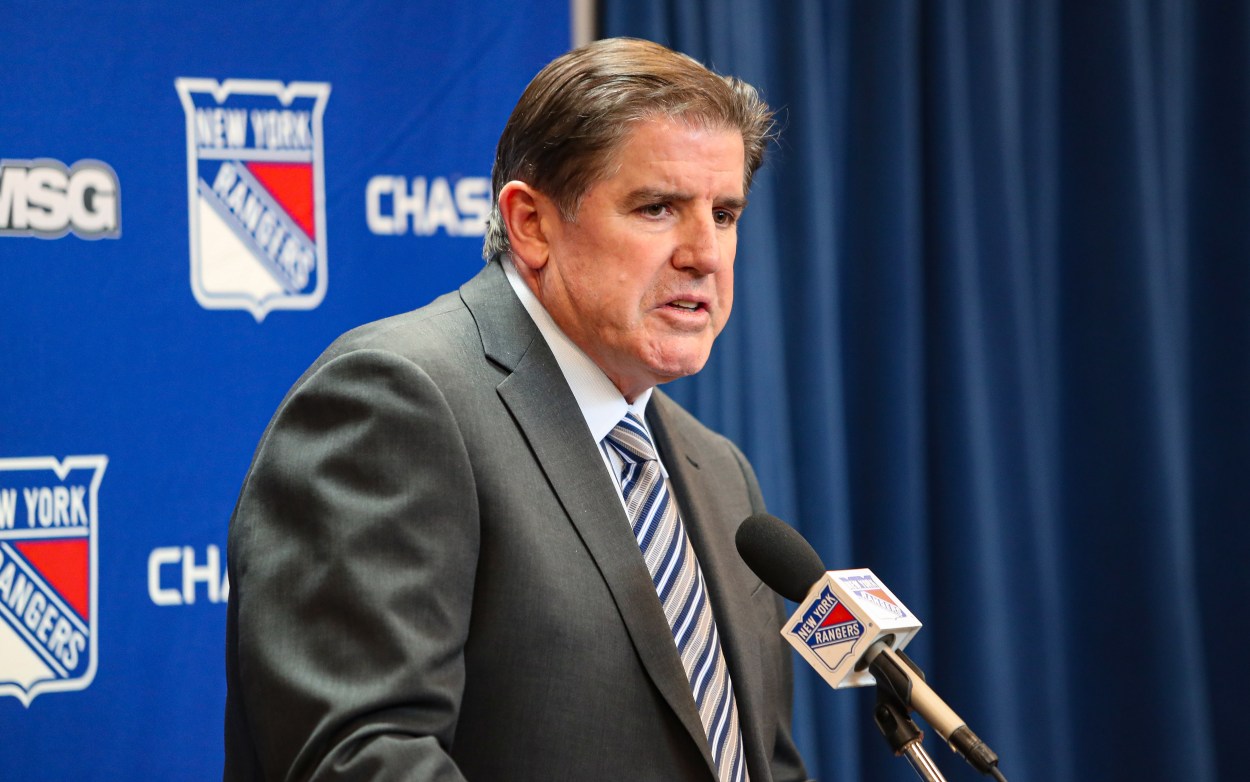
[{"xmin": 224, "ymin": 260, "xmax": 809, "ymax": 781}]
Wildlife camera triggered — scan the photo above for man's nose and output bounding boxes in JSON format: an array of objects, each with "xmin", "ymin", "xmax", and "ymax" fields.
[{"xmin": 674, "ymin": 212, "xmax": 723, "ymax": 273}]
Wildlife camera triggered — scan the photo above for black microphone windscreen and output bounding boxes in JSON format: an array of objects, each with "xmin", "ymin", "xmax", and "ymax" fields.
[{"xmin": 735, "ymin": 513, "xmax": 826, "ymax": 603}]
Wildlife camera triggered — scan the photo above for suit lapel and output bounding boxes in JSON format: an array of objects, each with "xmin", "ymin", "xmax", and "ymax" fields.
[
  {"xmin": 648, "ymin": 395, "xmax": 775, "ymax": 782},
  {"xmin": 460, "ymin": 264, "xmax": 718, "ymax": 775}
]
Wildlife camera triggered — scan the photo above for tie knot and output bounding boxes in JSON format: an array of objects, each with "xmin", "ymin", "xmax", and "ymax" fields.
[{"xmin": 605, "ymin": 413, "xmax": 657, "ymax": 464}]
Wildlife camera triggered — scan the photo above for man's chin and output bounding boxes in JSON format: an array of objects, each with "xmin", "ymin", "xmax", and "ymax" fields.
[
  {"xmin": 647, "ymin": 353, "xmax": 713, "ymax": 386},
  {"xmin": 604, "ymin": 338, "xmax": 716, "ymax": 397}
]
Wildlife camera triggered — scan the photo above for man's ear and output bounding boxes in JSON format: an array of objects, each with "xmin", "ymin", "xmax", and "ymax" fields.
[{"xmin": 498, "ymin": 181, "xmax": 554, "ymax": 272}]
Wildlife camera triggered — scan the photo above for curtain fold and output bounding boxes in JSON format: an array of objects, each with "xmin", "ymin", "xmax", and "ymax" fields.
[{"xmin": 603, "ymin": 1, "xmax": 1242, "ymax": 780}]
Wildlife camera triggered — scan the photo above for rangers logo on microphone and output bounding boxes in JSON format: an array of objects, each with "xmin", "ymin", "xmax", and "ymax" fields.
[
  {"xmin": 838, "ymin": 572, "xmax": 909, "ymax": 620},
  {"xmin": 0, "ymin": 456, "xmax": 106, "ymax": 707},
  {"xmin": 175, "ymin": 77, "xmax": 331, "ymax": 322},
  {"xmin": 783, "ymin": 568, "xmax": 922, "ymax": 689},
  {"xmin": 791, "ymin": 584, "xmax": 863, "ymax": 662}
]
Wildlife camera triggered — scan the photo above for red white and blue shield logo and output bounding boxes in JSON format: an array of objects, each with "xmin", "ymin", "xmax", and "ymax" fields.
[
  {"xmin": 175, "ymin": 78, "xmax": 331, "ymax": 322},
  {"xmin": 0, "ymin": 456, "xmax": 105, "ymax": 706}
]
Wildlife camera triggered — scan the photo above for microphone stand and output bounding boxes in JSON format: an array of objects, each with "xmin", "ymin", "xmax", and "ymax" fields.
[{"xmin": 873, "ymin": 675, "xmax": 948, "ymax": 782}]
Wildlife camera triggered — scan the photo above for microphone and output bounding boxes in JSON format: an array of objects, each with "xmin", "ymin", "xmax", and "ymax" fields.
[{"xmin": 736, "ymin": 513, "xmax": 1002, "ymax": 778}]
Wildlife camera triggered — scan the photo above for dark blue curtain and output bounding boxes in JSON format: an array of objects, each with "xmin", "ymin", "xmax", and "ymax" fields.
[{"xmin": 602, "ymin": 2, "xmax": 1246, "ymax": 781}]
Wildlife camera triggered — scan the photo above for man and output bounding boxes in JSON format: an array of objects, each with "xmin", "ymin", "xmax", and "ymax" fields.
[{"xmin": 225, "ymin": 37, "xmax": 809, "ymax": 782}]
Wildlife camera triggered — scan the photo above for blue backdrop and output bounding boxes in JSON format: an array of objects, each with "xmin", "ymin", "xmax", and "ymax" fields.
[
  {"xmin": 1, "ymin": 2, "xmax": 568, "ymax": 778},
  {"xmin": 606, "ymin": 2, "xmax": 1245, "ymax": 782}
]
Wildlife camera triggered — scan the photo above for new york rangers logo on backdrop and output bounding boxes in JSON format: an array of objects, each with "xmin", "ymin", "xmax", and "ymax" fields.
[
  {"xmin": 0, "ymin": 456, "xmax": 106, "ymax": 706},
  {"xmin": 175, "ymin": 78, "xmax": 331, "ymax": 321}
]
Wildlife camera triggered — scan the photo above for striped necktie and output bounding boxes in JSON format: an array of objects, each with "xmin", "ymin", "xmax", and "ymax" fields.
[{"xmin": 604, "ymin": 413, "xmax": 748, "ymax": 782}]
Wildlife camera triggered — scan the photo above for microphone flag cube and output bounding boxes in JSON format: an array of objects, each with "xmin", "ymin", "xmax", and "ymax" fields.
[{"xmin": 781, "ymin": 568, "xmax": 922, "ymax": 689}]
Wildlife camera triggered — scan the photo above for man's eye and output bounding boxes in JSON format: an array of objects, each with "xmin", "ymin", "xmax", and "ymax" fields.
[
  {"xmin": 713, "ymin": 209, "xmax": 737, "ymax": 226},
  {"xmin": 640, "ymin": 203, "xmax": 669, "ymax": 218}
]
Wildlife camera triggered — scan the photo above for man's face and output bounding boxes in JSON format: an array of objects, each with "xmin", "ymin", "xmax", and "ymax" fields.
[{"xmin": 533, "ymin": 117, "xmax": 747, "ymax": 401}]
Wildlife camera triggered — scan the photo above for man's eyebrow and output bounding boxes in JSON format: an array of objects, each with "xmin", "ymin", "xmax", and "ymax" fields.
[
  {"xmin": 623, "ymin": 188, "xmax": 748, "ymax": 211},
  {"xmin": 623, "ymin": 188, "xmax": 690, "ymax": 206}
]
